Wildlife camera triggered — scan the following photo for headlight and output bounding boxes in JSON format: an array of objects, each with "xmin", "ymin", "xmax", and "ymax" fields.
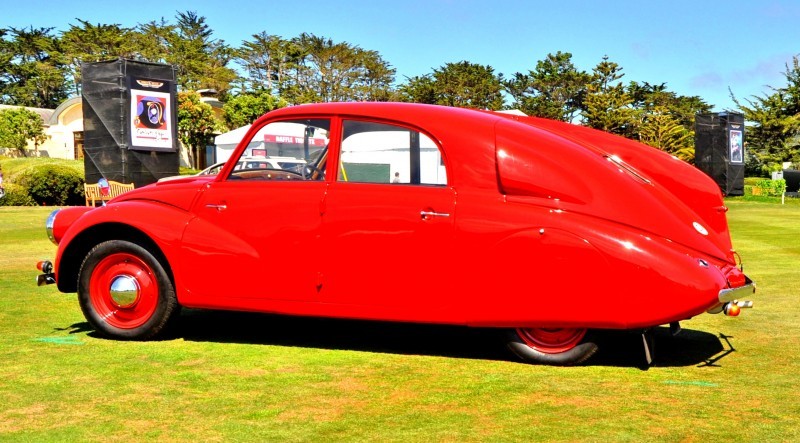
[{"xmin": 46, "ymin": 209, "xmax": 60, "ymax": 245}]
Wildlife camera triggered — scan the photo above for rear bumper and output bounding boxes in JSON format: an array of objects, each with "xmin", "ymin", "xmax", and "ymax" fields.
[
  {"xmin": 718, "ymin": 276, "xmax": 756, "ymax": 303},
  {"xmin": 707, "ymin": 276, "xmax": 755, "ymax": 314}
]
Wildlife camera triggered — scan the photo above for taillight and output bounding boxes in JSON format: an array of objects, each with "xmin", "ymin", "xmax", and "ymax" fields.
[{"xmin": 725, "ymin": 266, "xmax": 746, "ymax": 288}]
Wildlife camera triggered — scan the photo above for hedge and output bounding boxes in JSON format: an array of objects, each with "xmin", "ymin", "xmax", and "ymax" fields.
[
  {"xmin": 11, "ymin": 164, "xmax": 85, "ymax": 206},
  {"xmin": 744, "ymin": 179, "xmax": 787, "ymax": 197},
  {"xmin": 0, "ymin": 183, "xmax": 36, "ymax": 206}
]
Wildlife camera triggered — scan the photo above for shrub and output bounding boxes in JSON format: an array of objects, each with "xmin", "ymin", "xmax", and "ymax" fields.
[
  {"xmin": 743, "ymin": 177, "xmax": 762, "ymax": 186},
  {"xmin": 16, "ymin": 164, "xmax": 85, "ymax": 206},
  {"xmin": 0, "ymin": 183, "xmax": 36, "ymax": 206},
  {"xmin": 744, "ymin": 179, "xmax": 787, "ymax": 197}
]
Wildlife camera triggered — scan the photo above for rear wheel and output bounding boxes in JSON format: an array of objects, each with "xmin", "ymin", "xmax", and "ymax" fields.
[
  {"xmin": 78, "ymin": 240, "xmax": 178, "ymax": 340},
  {"xmin": 506, "ymin": 327, "xmax": 598, "ymax": 366}
]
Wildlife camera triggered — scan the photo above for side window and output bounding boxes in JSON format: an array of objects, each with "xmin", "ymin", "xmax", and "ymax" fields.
[
  {"xmin": 227, "ymin": 119, "xmax": 330, "ymax": 181},
  {"xmin": 338, "ymin": 120, "xmax": 447, "ymax": 185}
]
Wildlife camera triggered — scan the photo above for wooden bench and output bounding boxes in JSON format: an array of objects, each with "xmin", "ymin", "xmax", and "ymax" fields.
[{"xmin": 85, "ymin": 180, "xmax": 135, "ymax": 206}]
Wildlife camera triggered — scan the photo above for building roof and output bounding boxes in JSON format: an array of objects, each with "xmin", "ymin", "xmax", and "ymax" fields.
[
  {"xmin": 0, "ymin": 104, "xmax": 55, "ymax": 125},
  {"xmin": 47, "ymin": 97, "xmax": 81, "ymax": 126}
]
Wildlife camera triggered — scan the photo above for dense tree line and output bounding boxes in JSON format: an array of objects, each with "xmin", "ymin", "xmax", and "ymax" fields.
[
  {"xmin": 732, "ymin": 56, "xmax": 800, "ymax": 174},
  {"xmin": 1, "ymin": 11, "xmax": 797, "ymax": 172}
]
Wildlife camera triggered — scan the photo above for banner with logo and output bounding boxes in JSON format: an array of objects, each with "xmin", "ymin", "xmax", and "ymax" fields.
[
  {"xmin": 128, "ymin": 78, "xmax": 174, "ymax": 151},
  {"xmin": 729, "ymin": 129, "xmax": 743, "ymax": 163}
]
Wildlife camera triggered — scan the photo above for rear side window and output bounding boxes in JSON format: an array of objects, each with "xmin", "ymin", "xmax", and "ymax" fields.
[{"xmin": 338, "ymin": 120, "xmax": 446, "ymax": 185}]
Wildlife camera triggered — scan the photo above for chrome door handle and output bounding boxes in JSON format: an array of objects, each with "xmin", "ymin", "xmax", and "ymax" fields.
[
  {"xmin": 206, "ymin": 203, "xmax": 227, "ymax": 212},
  {"xmin": 420, "ymin": 210, "xmax": 450, "ymax": 220}
]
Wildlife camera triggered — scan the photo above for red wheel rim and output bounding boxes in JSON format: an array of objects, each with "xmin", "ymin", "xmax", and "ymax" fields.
[
  {"xmin": 89, "ymin": 252, "xmax": 158, "ymax": 329},
  {"xmin": 516, "ymin": 328, "xmax": 587, "ymax": 354}
]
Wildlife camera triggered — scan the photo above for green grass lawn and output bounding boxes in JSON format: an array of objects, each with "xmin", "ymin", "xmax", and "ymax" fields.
[{"xmin": 1, "ymin": 202, "xmax": 798, "ymax": 441}]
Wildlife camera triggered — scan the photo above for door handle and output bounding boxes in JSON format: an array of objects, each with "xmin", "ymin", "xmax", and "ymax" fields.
[
  {"xmin": 206, "ymin": 203, "xmax": 227, "ymax": 212},
  {"xmin": 420, "ymin": 210, "xmax": 450, "ymax": 220}
]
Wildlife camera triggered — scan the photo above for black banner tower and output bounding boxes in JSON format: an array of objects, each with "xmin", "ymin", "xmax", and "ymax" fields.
[
  {"xmin": 694, "ymin": 112, "xmax": 745, "ymax": 196},
  {"xmin": 82, "ymin": 59, "xmax": 179, "ymax": 187}
]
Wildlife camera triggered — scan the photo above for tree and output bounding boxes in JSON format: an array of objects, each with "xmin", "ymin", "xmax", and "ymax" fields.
[
  {"xmin": 582, "ymin": 56, "xmax": 636, "ymax": 136},
  {"xmin": 60, "ymin": 20, "xmax": 138, "ymax": 95},
  {"xmin": 396, "ymin": 74, "xmax": 437, "ymax": 104},
  {"xmin": 628, "ymin": 81, "xmax": 711, "ymax": 130},
  {"xmin": 356, "ymin": 49, "xmax": 395, "ymax": 101},
  {"xmin": 733, "ymin": 55, "xmax": 800, "ymax": 173},
  {"xmin": 505, "ymin": 51, "xmax": 590, "ymax": 121},
  {"xmin": 236, "ymin": 32, "xmax": 298, "ymax": 95},
  {"xmin": 625, "ymin": 81, "xmax": 710, "ymax": 162},
  {"xmin": 637, "ymin": 106, "xmax": 694, "ymax": 161},
  {"xmin": 132, "ymin": 19, "xmax": 173, "ymax": 63},
  {"xmin": 222, "ymin": 91, "xmax": 287, "ymax": 129},
  {"xmin": 171, "ymin": 11, "xmax": 237, "ymax": 96},
  {"xmin": 397, "ymin": 61, "xmax": 504, "ymax": 110},
  {"xmin": 0, "ymin": 26, "xmax": 69, "ymax": 108},
  {"xmin": 134, "ymin": 12, "xmax": 237, "ymax": 97},
  {"xmin": 177, "ymin": 91, "xmax": 223, "ymax": 169},
  {"xmin": 432, "ymin": 61, "xmax": 504, "ymax": 110},
  {"xmin": 279, "ymin": 33, "xmax": 395, "ymax": 104},
  {"xmin": 0, "ymin": 107, "xmax": 48, "ymax": 155}
]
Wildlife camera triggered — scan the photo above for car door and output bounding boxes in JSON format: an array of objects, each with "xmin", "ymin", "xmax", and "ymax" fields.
[
  {"xmin": 318, "ymin": 119, "xmax": 456, "ymax": 318},
  {"xmin": 179, "ymin": 118, "xmax": 331, "ymax": 303}
]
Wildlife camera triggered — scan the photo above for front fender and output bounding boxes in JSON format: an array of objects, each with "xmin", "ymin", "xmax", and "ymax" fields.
[{"xmin": 55, "ymin": 202, "xmax": 194, "ymax": 293}]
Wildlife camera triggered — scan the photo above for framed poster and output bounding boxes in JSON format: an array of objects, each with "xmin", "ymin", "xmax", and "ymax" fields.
[
  {"xmin": 729, "ymin": 129, "xmax": 743, "ymax": 164},
  {"xmin": 129, "ymin": 78, "xmax": 174, "ymax": 151}
]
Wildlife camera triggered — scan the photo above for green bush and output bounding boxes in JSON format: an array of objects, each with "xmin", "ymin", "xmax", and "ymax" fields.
[
  {"xmin": 16, "ymin": 164, "xmax": 85, "ymax": 206},
  {"xmin": 744, "ymin": 179, "xmax": 787, "ymax": 197},
  {"xmin": 0, "ymin": 183, "xmax": 36, "ymax": 206},
  {"xmin": 743, "ymin": 177, "xmax": 762, "ymax": 186}
]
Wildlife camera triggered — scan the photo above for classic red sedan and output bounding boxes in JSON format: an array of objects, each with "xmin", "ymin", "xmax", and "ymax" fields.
[{"xmin": 37, "ymin": 102, "xmax": 755, "ymax": 365}]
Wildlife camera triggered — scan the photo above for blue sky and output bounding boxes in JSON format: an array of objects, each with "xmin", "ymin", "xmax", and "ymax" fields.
[{"xmin": 4, "ymin": 0, "xmax": 799, "ymax": 111}]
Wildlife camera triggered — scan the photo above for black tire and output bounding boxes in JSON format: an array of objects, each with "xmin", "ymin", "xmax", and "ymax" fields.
[
  {"xmin": 78, "ymin": 240, "xmax": 179, "ymax": 340},
  {"xmin": 506, "ymin": 328, "xmax": 598, "ymax": 366}
]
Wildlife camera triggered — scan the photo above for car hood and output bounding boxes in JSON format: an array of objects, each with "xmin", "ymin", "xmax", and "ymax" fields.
[{"xmin": 112, "ymin": 176, "xmax": 214, "ymax": 211}]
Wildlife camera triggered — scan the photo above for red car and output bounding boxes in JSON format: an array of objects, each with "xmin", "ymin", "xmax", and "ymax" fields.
[{"xmin": 37, "ymin": 102, "xmax": 755, "ymax": 365}]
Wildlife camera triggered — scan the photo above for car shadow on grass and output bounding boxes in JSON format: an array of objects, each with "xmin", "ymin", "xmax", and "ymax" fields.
[
  {"xmin": 138, "ymin": 310, "xmax": 732, "ymax": 369},
  {"xmin": 589, "ymin": 327, "xmax": 731, "ymax": 368}
]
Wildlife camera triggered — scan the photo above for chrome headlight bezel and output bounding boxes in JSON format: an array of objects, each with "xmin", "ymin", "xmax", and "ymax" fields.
[{"xmin": 46, "ymin": 209, "xmax": 60, "ymax": 245}]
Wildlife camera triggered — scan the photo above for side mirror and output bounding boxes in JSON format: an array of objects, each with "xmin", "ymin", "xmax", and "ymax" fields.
[{"xmin": 98, "ymin": 178, "xmax": 110, "ymax": 196}]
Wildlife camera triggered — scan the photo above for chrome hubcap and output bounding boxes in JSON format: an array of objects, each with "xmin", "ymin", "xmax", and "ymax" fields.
[{"xmin": 109, "ymin": 275, "xmax": 140, "ymax": 307}]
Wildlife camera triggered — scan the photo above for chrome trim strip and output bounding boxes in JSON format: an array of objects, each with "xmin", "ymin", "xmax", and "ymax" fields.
[
  {"xmin": 605, "ymin": 155, "xmax": 652, "ymax": 185},
  {"xmin": 718, "ymin": 277, "xmax": 756, "ymax": 303}
]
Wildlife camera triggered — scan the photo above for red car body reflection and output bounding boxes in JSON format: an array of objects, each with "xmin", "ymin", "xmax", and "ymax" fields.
[{"xmin": 37, "ymin": 102, "xmax": 755, "ymax": 365}]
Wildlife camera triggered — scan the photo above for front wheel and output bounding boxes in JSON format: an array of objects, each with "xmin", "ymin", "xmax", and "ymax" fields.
[
  {"xmin": 506, "ymin": 328, "xmax": 598, "ymax": 366},
  {"xmin": 78, "ymin": 240, "xmax": 179, "ymax": 340}
]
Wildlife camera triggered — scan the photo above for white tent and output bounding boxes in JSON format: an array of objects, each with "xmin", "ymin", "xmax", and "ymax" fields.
[
  {"xmin": 214, "ymin": 122, "xmax": 324, "ymax": 163},
  {"xmin": 214, "ymin": 125, "xmax": 252, "ymax": 163}
]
